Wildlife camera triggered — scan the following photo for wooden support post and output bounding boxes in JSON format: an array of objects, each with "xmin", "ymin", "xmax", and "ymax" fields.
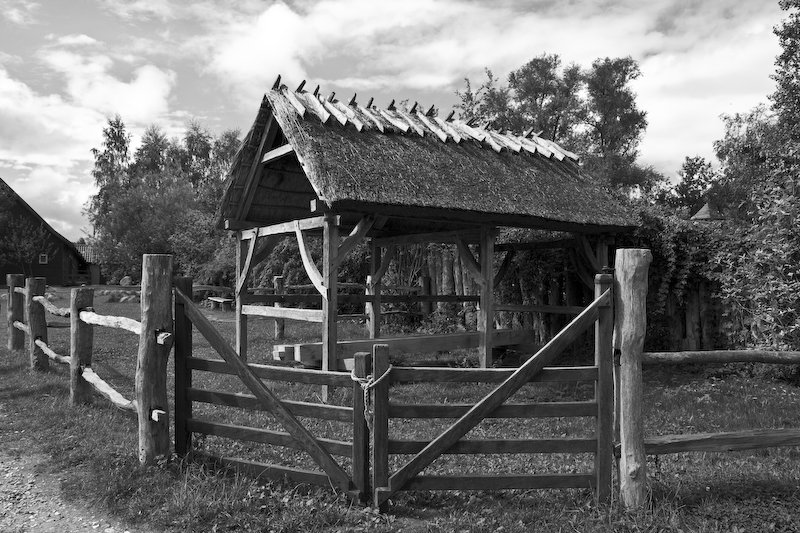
[
  {"xmin": 594, "ymin": 273, "xmax": 614, "ymax": 503},
  {"xmin": 366, "ymin": 240, "xmax": 381, "ymax": 339},
  {"xmin": 614, "ymin": 249, "xmax": 652, "ymax": 509},
  {"xmin": 478, "ymin": 227, "xmax": 496, "ymax": 368},
  {"xmin": 419, "ymin": 275, "xmax": 432, "ymax": 318},
  {"xmin": 236, "ymin": 232, "xmax": 249, "ymax": 361},
  {"xmin": 322, "ymin": 213, "xmax": 339, "ymax": 401},
  {"xmin": 273, "ymin": 276, "xmax": 285, "ymax": 342},
  {"xmin": 174, "ymin": 276, "xmax": 193, "ymax": 456},
  {"xmin": 136, "ymin": 254, "xmax": 173, "ymax": 465},
  {"xmin": 371, "ymin": 344, "xmax": 390, "ymax": 513},
  {"xmin": 26, "ymin": 277, "xmax": 48, "ymax": 371},
  {"xmin": 352, "ymin": 352, "xmax": 370, "ymax": 503},
  {"xmin": 70, "ymin": 287, "xmax": 94, "ymax": 405},
  {"xmin": 6, "ymin": 274, "xmax": 24, "ymax": 350}
]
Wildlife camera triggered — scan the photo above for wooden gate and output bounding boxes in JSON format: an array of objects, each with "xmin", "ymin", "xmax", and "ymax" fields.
[
  {"xmin": 173, "ymin": 281, "xmax": 369, "ymax": 501},
  {"xmin": 370, "ymin": 274, "xmax": 614, "ymax": 508}
]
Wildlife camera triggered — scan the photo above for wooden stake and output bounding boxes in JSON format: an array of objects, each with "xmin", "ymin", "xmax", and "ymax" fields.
[
  {"xmin": 478, "ymin": 227, "xmax": 496, "ymax": 368},
  {"xmin": 367, "ymin": 240, "xmax": 381, "ymax": 339},
  {"xmin": 273, "ymin": 276, "xmax": 285, "ymax": 342},
  {"xmin": 352, "ymin": 352, "xmax": 370, "ymax": 503},
  {"xmin": 372, "ymin": 344, "xmax": 390, "ymax": 512},
  {"xmin": 70, "ymin": 287, "xmax": 94, "ymax": 405},
  {"xmin": 614, "ymin": 249, "xmax": 652, "ymax": 509},
  {"xmin": 594, "ymin": 273, "xmax": 614, "ymax": 503},
  {"xmin": 236, "ymin": 232, "xmax": 249, "ymax": 361},
  {"xmin": 6, "ymin": 274, "xmax": 24, "ymax": 350},
  {"xmin": 26, "ymin": 277, "xmax": 48, "ymax": 372},
  {"xmin": 136, "ymin": 254, "xmax": 173, "ymax": 465},
  {"xmin": 322, "ymin": 213, "xmax": 339, "ymax": 402},
  {"xmin": 174, "ymin": 276, "xmax": 193, "ymax": 456}
]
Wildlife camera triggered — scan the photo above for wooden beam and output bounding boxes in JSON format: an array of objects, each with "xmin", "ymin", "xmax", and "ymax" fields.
[
  {"xmin": 251, "ymin": 235, "xmax": 281, "ymax": 268},
  {"xmin": 455, "ymin": 238, "xmax": 485, "ymax": 289},
  {"xmin": 236, "ymin": 233, "xmax": 258, "ymax": 297},
  {"xmin": 241, "ymin": 216, "xmax": 329, "ymax": 240},
  {"xmin": 493, "ymin": 249, "xmax": 515, "ymax": 289},
  {"xmin": 235, "ymin": 115, "xmax": 277, "ymax": 221},
  {"xmin": 478, "ymin": 227, "xmax": 496, "ymax": 367},
  {"xmin": 642, "ymin": 350, "xmax": 800, "ymax": 365},
  {"xmin": 260, "ymin": 144, "xmax": 294, "ymax": 164},
  {"xmin": 334, "ymin": 215, "xmax": 375, "ymax": 270},
  {"xmin": 295, "ymin": 222, "xmax": 325, "ymax": 295},
  {"xmin": 579, "ymin": 235, "xmax": 601, "ymax": 273},
  {"xmin": 242, "ymin": 305, "xmax": 323, "ymax": 323},
  {"xmin": 321, "ymin": 213, "xmax": 339, "ymax": 400},
  {"xmin": 374, "ymin": 229, "xmax": 481, "ymax": 247}
]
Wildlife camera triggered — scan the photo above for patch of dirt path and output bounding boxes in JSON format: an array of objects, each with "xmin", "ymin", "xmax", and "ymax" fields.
[{"xmin": 0, "ymin": 443, "xmax": 151, "ymax": 533}]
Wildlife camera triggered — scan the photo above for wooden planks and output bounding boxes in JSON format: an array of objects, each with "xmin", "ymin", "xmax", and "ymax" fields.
[
  {"xmin": 242, "ymin": 304, "xmax": 323, "ymax": 322},
  {"xmin": 642, "ymin": 350, "xmax": 800, "ymax": 365},
  {"xmin": 405, "ymin": 473, "xmax": 595, "ymax": 491},
  {"xmin": 641, "ymin": 428, "xmax": 800, "ymax": 455},
  {"xmin": 81, "ymin": 367, "xmax": 136, "ymax": 412},
  {"xmin": 186, "ymin": 357, "xmax": 353, "ymax": 387},
  {"xmin": 188, "ymin": 388, "xmax": 352, "ymax": 422},
  {"xmin": 388, "ymin": 401, "xmax": 597, "ymax": 419},
  {"xmin": 388, "ymin": 438, "xmax": 596, "ymax": 455},
  {"xmin": 79, "ymin": 311, "xmax": 142, "ymax": 335}
]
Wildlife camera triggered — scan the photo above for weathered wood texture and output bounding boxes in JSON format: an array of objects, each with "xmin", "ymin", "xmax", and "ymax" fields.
[
  {"xmin": 478, "ymin": 227, "xmax": 496, "ymax": 367},
  {"xmin": 372, "ymin": 345, "xmax": 390, "ymax": 512},
  {"xmin": 81, "ymin": 367, "xmax": 136, "ymax": 412},
  {"xmin": 32, "ymin": 295, "xmax": 70, "ymax": 317},
  {"xmin": 405, "ymin": 474, "xmax": 594, "ymax": 491},
  {"xmin": 242, "ymin": 304, "xmax": 323, "ymax": 322},
  {"xmin": 174, "ymin": 277, "xmax": 193, "ymax": 456},
  {"xmin": 35, "ymin": 338, "xmax": 69, "ymax": 364},
  {"xmin": 136, "ymin": 255, "xmax": 173, "ymax": 465},
  {"xmin": 352, "ymin": 352, "xmax": 370, "ymax": 502},
  {"xmin": 273, "ymin": 276, "xmax": 285, "ymax": 341},
  {"xmin": 78, "ymin": 311, "xmax": 141, "ymax": 335},
  {"xmin": 380, "ymin": 289, "xmax": 609, "ymax": 504},
  {"xmin": 235, "ymin": 232, "xmax": 249, "ymax": 360},
  {"xmin": 594, "ymin": 273, "xmax": 614, "ymax": 503},
  {"xmin": 175, "ymin": 287, "xmax": 353, "ymax": 493},
  {"xmin": 388, "ymin": 401, "xmax": 596, "ymax": 419},
  {"xmin": 614, "ymin": 249, "xmax": 652, "ymax": 509},
  {"xmin": 321, "ymin": 212, "xmax": 339, "ymax": 402},
  {"xmin": 6, "ymin": 274, "xmax": 24, "ymax": 350},
  {"xmin": 26, "ymin": 278, "xmax": 48, "ymax": 371},
  {"xmin": 187, "ymin": 388, "xmax": 352, "ymax": 421},
  {"xmin": 642, "ymin": 428, "xmax": 800, "ymax": 455},
  {"xmin": 186, "ymin": 357, "xmax": 353, "ymax": 387},
  {"xmin": 70, "ymin": 288, "xmax": 94, "ymax": 405},
  {"xmin": 642, "ymin": 350, "xmax": 800, "ymax": 365}
]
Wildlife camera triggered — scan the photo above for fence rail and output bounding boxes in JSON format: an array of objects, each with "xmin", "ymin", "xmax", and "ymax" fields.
[{"xmin": 4, "ymin": 255, "xmax": 174, "ymax": 465}]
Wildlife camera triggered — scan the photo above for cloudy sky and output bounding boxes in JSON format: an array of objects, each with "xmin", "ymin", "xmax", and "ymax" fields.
[{"xmin": 0, "ymin": 0, "xmax": 787, "ymax": 240}]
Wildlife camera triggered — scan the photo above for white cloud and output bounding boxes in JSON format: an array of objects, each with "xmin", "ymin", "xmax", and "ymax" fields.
[
  {"xmin": 39, "ymin": 50, "xmax": 177, "ymax": 123},
  {"xmin": 0, "ymin": 0, "xmax": 39, "ymax": 25},
  {"xmin": 99, "ymin": 0, "xmax": 175, "ymax": 21},
  {"xmin": 51, "ymin": 34, "xmax": 100, "ymax": 47}
]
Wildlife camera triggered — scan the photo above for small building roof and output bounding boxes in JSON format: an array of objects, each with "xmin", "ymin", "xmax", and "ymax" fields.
[{"xmin": 217, "ymin": 81, "xmax": 638, "ymax": 236}]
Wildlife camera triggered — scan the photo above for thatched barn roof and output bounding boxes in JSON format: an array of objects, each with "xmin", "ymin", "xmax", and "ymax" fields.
[{"xmin": 217, "ymin": 81, "xmax": 638, "ymax": 236}]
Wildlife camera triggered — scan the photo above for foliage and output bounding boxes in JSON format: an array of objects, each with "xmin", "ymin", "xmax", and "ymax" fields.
[
  {"xmin": 86, "ymin": 117, "xmax": 240, "ymax": 282},
  {"xmin": 457, "ymin": 54, "xmax": 658, "ymax": 192},
  {"xmin": 656, "ymin": 156, "xmax": 717, "ymax": 214}
]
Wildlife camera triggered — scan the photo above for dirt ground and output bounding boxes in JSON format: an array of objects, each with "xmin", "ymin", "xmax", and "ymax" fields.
[{"xmin": 0, "ymin": 441, "xmax": 149, "ymax": 533}]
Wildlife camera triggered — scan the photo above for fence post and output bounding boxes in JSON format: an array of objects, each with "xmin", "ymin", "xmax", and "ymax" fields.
[
  {"xmin": 419, "ymin": 275, "xmax": 432, "ymax": 318},
  {"xmin": 174, "ymin": 276, "xmax": 193, "ymax": 456},
  {"xmin": 70, "ymin": 287, "xmax": 94, "ymax": 405},
  {"xmin": 352, "ymin": 352, "xmax": 370, "ymax": 503},
  {"xmin": 594, "ymin": 272, "xmax": 614, "ymax": 503},
  {"xmin": 136, "ymin": 254, "xmax": 173, "ymax": 465},
  {"xmin": 614, "ymin": 249, "xmax": 652, "ymax": 509},
  {"xmin": 7, "ymin": 274, "xmax": 24, "ymax": 350},
  {"xmin": 273, "ymin": 275, "xmax": 285, "ymax": 342},
  {"xmin": 372, "ymin": 344, "xmax": 390, "ymax": 512},
  {"xmin": 26, "ymin": 277, "xmax": 48, "ymax": 371}
]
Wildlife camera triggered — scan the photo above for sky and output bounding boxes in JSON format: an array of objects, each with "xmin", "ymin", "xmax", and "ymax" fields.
[{"xmin": 0, "ymin": 0, "xmax": 788, "ymax": 241}]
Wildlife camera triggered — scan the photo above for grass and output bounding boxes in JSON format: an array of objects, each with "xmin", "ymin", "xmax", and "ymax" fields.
[{"xmin": 2, "ymin": 287, "xmax": 800, "ymax": 532}]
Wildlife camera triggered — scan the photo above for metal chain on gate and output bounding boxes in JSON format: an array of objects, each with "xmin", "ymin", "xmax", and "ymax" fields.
[{"xmin": 350, "ymin": 365, "xmax": 392, "ymax": 432}]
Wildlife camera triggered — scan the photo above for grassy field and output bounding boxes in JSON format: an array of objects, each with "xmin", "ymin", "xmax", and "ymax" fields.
[{"xmin": 1, "ymin": 287, "xmax": 800, "ymax": 532}]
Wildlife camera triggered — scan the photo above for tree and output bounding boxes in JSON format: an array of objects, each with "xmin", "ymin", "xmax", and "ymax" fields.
[{"xmin": 670, "ymin": 156, "xmax": 716, "ymax": 213}]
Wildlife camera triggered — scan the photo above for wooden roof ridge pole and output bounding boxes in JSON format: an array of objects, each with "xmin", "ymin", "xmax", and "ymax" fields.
[
  {"xmin": 295, "ymin": 221, "xmax": 325, "ymax": 295},
  {"xmin": 378, "ymin": 287, "xmax": 612, "ymax": 504},
  {"xmin": 235, "ymin": 114, "xmax": 277, "ymax": 221},
  {"xmin": 174, "ymin": 288, "xmax": 354, "ymax": 495},
  {"xmin": 614, "ymin": 248, "xmax": 652, "ymax": 509}
]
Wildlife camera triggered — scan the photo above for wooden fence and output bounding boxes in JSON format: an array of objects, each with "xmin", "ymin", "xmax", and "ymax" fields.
[
  {"xmin": 4, "ymin": 254, "xmax": 173, "ymax": 465},
  {"xmin": 172, "ymin": 271, "xmax": 615, "ymax": 509}
]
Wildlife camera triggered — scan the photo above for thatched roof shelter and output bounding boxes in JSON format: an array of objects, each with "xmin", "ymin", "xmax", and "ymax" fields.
[{"xmin": 217, "ymin": 82, "xmax": 637, "ymax": 237}]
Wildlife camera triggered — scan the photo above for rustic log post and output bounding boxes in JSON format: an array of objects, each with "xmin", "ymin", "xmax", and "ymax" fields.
[
  {"xmin": 366, "ymin": 240, "xmax": 381, "ymax": 339},
  {"xmin": 372, "ymin": 344, "xmax": 390, "ymax": 512},
  {"xmin": 273, "ymin": 276, "xmax": 285, "ymax": 342},
  {"xmin": 236, "ymin": 232, "xmax": 249, "ymax": 361},
  {"xmin": 352, "ymin": 352, "xmax": 370, "ymax": 502},
  {"xmin": 419, "ymin": 275, "xmax": 432, "ymax": 318},
  {"xmin": 136, "ymin": 254, "xmax": 173, "ymax": 465},
  {"xmin": 478, "ymin": 227, "xmax": 496, "ymax": 368},
  {"xmin": 174, "ymin": 276, "xmax": 193, "ymax": 456},
  {"xmin": 26, "ymin": 277, "xmax": 48, "ymax": 371},
  {"xmin": 7, "ymin": 274, "xmax": 24, "ymax": 350},
  {"xmin": 614, "ymin": 248, "xmax": 652, "ymax": 509},
  {"xmin": 70, "ymin": 287, "xmax": 94, "ymax": 405},
  {"xmin": 321, "ymin": 213, "xmax": 339, "ymax": 401},
  {"xmin": 594, "ymin": 273, "xmax": 614, "ymax": 503}
]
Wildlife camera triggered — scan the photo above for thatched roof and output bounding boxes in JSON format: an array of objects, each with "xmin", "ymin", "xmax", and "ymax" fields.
[{"xmin": 217, "ymin": 81, "xmax": 638, "ymax": 236}]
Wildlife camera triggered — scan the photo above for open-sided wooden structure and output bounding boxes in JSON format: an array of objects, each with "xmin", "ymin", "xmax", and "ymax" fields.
[{"xmin": 217, "ymin": 78, "xmax": 637, "ymax": 372}]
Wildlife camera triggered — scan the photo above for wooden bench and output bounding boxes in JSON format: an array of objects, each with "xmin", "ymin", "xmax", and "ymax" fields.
[{"xmin": 208, "ymin": 296, "xmax": 234, "ymax": 311}]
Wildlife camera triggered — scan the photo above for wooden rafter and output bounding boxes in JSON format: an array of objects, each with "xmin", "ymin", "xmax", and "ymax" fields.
[
  {"xmin": 333, "ymin": 215, "xmax": 375, "ymax": 270},
  {"xmin": 260, "ymin": 144, "xmax": 295, "ymax": 165},
  {"xmin": 236, "ymin": 234, "xmax": 258, "ymax": 297},
  {"xmin": 235, "ymin": 115, "xmax": 278, "ymax": 221},
  {"xmin": 368, "ymin": 244, "xmax": 397, "ymax": 287},
  {"xmin": 493, "ymin": 249, "xmax": 516, "ymax": 289}
]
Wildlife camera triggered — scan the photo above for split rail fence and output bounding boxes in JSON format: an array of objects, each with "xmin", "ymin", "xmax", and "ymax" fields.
[{"xmin": 4, "ymin": 254, "xmax": 174, "ymax": 465}]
